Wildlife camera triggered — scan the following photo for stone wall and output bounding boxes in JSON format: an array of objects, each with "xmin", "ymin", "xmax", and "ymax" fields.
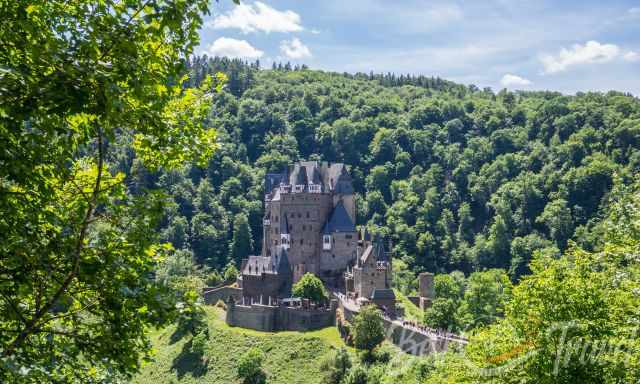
[
  {"xmin": 202, "ymin": 286, "xmax": 242, "ymax": 305},
  {"xmin": 226, "ymin": 302, "xmax": 336, "ymax": 332},
  {"xmin": 418, "ymin": 272, "xmax": 435, "ymax": 299},
  {"xmin": 240, "ymin": 272, "xmax": 287, "ymax": 300},
  {"xmin": 320, "ymin": 231, "xmax": 357, "ymax": 275}
]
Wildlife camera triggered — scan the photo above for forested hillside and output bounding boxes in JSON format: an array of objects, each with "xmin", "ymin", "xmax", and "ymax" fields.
[{"xmin": 125, "ymin": 57, "xmax": 640, "ymax": 288}]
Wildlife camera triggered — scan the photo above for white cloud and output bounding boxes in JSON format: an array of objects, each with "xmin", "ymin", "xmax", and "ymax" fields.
[
  {"xmin": 624, "ymin": 51, "xmax": 640, "ymax": 62},
  {"xmin": 208, "ymin": 1, "xmax": 303, "ymax": 34},
  {"xmin": 204, "ymin": 37, "xmax": 264, "ymax": 59},
  {"xmin": 279, "ymin": 37, "xmax": 312, "ymax": 59},
  {"xmin": 541, "ymin": 41, "xmax": 621, "ymax": 74},
  {"xmin": 500, "ymin": 74, "xmax": 532, "ymax": 87},
  {"xmin": 424, "ymin": 4, "xmax": 463, "ymax": 23},
  {"xmin": 629, "ymin": 7, "xmax": 640, "ymax": 17}
]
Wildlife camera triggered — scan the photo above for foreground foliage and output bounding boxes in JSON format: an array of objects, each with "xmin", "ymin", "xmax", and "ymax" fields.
[
  {"xmin": 0, "ymin": 0, "xmax": 218, "ymax": 381},
  {"xmin": 423, "ymin": 178, "xmax": 640, "ymax": 383}
]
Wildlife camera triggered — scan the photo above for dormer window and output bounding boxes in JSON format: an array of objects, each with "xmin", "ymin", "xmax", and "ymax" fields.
[
  {"xmin": 281, "ymin": 233, "xmax": 291, "ymax": 250},
  {"xmin": 323, "ymin": 235, "xmax": 332, "ymax": 250},
  {"xmin": 309, "ymin": 184, "xmax": 321, "ymax": 193},
  {"xmin": 294, "ymin": 184, "xmax": 304, "ymax": 193}
]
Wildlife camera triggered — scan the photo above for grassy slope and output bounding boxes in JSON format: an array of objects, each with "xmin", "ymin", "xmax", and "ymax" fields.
[
  {"xmin": 132, "ymin": 307, "xmax": 349, "ymax": 384},
  {"xmin": 394, "ymin": 289, "xmax": 424, "ymax": 323}
]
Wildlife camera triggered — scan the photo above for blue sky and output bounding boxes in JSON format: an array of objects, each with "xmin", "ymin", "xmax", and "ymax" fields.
[{"xmin": 197, "ymin": 1, "xmax": 640, "ymax": 95}]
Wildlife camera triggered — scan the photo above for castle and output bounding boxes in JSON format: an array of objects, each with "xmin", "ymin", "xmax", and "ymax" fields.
[
  {"xmin": 208, "ymin": 161, "xmax": 464, "ymax": 351},
  {"xmin": 237, "ymin": 161, "xmax": 394, "ymax": 312}
]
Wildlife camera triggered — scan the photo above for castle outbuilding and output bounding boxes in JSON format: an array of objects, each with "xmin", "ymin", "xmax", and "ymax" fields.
[{"xmin": 344, "ymin": 231, "xmax": 396, "ymax": 315}]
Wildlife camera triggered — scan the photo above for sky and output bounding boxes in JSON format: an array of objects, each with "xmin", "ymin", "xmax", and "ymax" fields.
[{"xmin": 197, "ymin": 0, "xmax": 640, "ymax": 95}]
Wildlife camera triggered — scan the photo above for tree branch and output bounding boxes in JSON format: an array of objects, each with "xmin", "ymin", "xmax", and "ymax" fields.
[{"xmin": 2, "ymin": 127, "xmax": 105, "ymax": 358}]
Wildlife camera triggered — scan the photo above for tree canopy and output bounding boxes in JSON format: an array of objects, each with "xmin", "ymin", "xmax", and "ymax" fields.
[
  {"xmin": 0, "ymin": 0, "xmax": 218, "ymax": 381},
  {"xmin": 292, "ymin": 273, "xmax": 328, "ymax": 303}
]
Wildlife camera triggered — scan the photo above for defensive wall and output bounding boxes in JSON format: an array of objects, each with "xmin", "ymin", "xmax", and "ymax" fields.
[
  {"xmin": 225, "ymin": 300, "xmax": 337, "ymax": 332},
  {"xmin": 202, "ymin": 285, "xmax": 243, "ymax": 305}
]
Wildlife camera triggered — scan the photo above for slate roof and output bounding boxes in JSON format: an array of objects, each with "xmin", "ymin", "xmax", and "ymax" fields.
[
  {"xmin": 273, "ymin": 246, "xmax": 290, "ymax": 273},
  {"xmin": 265, "ymin": 172, "xmax": 287, "ymax": 193},
  {"xmin": 371, "ymin": 288, "xmax": 395, "ymax": 300},
  {"xmin": 373, "ymin": 235, "xmax": 388, "ymax": 262},
  {"xmin": 360, "ymin": 245, "xmax": 374, "ymax": 264},
  {"xmin": 242, "ymin": 256, "xmax": 276, "ymax": 276},
  {"xmin": 322, "ymin": 200, "xmax": 355, "ymax": 234},
  {"xmin": 280, "ymin": 213, "xmax": 289, "ymax": 234},
  {"xmin": 291, "ymin": 164, "xmax": 308, "ymax": 185},
  {"xmin": 264, "ymin": 162, "xmax": 353, "ymax": 196},
  {"xmin": 242, "ymin": 246, "xmax": 290, "ymax": 276}
]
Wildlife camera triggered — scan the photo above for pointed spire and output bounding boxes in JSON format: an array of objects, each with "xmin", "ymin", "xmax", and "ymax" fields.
[{"xmin": 280, "ymin": 213, "xmax": 289, "ymax": 234}]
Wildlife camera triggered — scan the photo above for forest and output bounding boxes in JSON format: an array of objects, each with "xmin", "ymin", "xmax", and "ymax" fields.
[{"xmin": 145, "ymin": 56, "xmax": 640, "ymax": 287}]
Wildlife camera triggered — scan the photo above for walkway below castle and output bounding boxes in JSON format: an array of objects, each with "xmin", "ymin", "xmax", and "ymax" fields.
[{"xmin": 332, "ymin": 291, "xmax": 468, "ymax": 354}]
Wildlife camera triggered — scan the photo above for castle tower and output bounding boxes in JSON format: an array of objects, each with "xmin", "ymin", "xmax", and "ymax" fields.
[{"xmin": 259, "ymin": 161, "xmax": 357, "ymax": 284}]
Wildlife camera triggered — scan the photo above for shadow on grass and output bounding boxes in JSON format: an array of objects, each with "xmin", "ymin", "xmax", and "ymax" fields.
[
  {"xmin": 169, "ymin": 325, "xmax": 189, "ymax": 345},
  {"xmin": 171, "ymin": 339, "xmax": 209, "ymax": 379}
]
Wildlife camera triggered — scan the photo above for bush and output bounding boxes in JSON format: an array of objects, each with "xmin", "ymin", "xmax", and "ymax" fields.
[
  {"xmin": 205, "ymin": 270, "xmax": 223, "ymax": 286},
  {"xmin": 237, "ymin": 347, "xmax": 266, "ymax": 384},
  {"xmin": 223, "ymin": 262, "xmax": 239, "ymax": 283},
  {"xmin": 215, "ymin": 299, "xmax": 227, "ymax": 310},
  {"xmin": 344, "ymin": 365, "xmax": 368, "ymax": 384}
]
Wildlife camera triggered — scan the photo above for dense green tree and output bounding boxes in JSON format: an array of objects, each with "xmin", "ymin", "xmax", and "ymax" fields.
[
  {"xmin": 457, "ymin": 269, "xmax": 512, "ymax": 330},
  {"xmin": 320, "ymin": 347, "xmax": 352, "ymax": 384},
  {"xmin": 0, "ymin": 0, "xmax": 219, "ymax": 380},
  {"xmin": 292, "ymin": 273, "xmax": 328, "ymax": 302},
  {"xmin": 536, "ymin": 199, "xmax": 574, "ymax": 249},
  {"xmin": 352, "ymin": 305, "xmax": 385, "ymax": 358},
  {"xmin": 229, "ymin": 213, "xmax": 254, "ymax": 265}
]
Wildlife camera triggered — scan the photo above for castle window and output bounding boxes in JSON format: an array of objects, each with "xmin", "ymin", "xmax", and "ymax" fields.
[
  {"xmin": 289, "ymin": 224, "xmax": 292, "ymax": 231},
  {"xmin": 332, "ymin": 254, "xmax": 335, "ymax": 258},
  {"xmin": 306, "ymin": 211, "xmax": 310, "ymax": 218},
  {"xmin": 298, "ymin": 212, "xmax": 302, "ymax": 218},
  {"xmin": 323, "ymin": 235, "xmax": 331, "ymax": 250},
  {"xmin": 302, "ymin": 225, "xmax": 306, "ymax": 231},
  {"xmin": 300, "ymin": 239, "xmax": 304, "ymax": 245},
  {"xmin": 275, "ymin": 216, "xmax": 278, "ymax": 222}
]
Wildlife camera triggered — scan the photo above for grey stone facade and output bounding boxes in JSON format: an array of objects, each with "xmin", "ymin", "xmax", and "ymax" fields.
[
  {"xmin": 261, "ymin": 161, "xmax": 357, "ymax": 282},
  {"xmin": 344, "ymin": 232, "xmax": 396, "ymax": 315},
  {"xmin": 237, "ymin": 161, "xmax": 358, "ymax": 303}
]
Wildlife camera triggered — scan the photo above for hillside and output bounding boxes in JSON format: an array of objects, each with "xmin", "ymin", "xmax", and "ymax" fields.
[
  {"xmin": 136, "ymin": 58, "xmax": 640, "ymax": 286},
  {"xmin": 132, "ymin": 307, "xmax": 348, "ymax": 384}
]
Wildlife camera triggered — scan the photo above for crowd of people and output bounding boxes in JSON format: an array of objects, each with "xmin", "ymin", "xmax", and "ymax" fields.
[{"xmin": 400, "ymin": 320, "xmax": 468, "ymax": 342}]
